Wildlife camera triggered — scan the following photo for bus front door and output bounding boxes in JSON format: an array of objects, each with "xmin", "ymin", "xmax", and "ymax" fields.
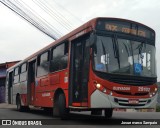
[{"xmin": 70, "ymin": 37, "xmax": 90, "ymax": 107}]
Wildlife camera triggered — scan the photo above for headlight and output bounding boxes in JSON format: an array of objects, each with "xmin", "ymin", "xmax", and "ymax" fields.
[
  {"xmin": 96, "ymin": 83, "xmax": 101, "ymax": 89},
  {"xmin": 155, "ymin": 87, "xmax": 158, "ymax": 92},
  {"xmin": 95, "ymin": 83, "xmax": 107, "ymax": 93},
  {"xmin": 94, "ymin": 82, "xmax": 108, "ymax": 94}
]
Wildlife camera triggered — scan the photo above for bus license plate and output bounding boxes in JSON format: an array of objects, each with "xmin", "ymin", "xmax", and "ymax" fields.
[{"xmin": 128, "ymin": 99, "xmax": 139, "ymax": 104}]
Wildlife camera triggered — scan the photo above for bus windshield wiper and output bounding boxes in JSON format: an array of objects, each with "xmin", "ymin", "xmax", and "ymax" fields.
[
  {"xmin": 100, "ymin": 39, "xmax": 108, "ymax": 71},
  {"xmin": 112, "ymin": 36, "xmax": 120, "ymax": 69},
  {"xmin": 136, "ymin": 42, "xmax": 146, "ymax": 70},
  {"xmin": 123, "ymin": 42, "xmax": 130, "ymax": 57}
]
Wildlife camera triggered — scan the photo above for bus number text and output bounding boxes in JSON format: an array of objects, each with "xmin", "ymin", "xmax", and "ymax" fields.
[{"xmin": 138, "ymin": 87, "xmax": 150, "ymax": 92}]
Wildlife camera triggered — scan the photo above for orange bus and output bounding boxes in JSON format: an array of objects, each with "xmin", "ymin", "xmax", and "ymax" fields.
[{"xmin": 6, "ymin": 17, "xmax": 158, "ymax": 119}]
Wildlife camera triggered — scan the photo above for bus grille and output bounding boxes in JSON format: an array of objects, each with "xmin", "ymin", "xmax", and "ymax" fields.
[{"xmin": 114, "ymin": 98, "xmax": 151, "ymax": 107}]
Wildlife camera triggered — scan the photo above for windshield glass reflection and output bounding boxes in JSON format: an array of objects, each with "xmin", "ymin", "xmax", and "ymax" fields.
[{"xmin": 93, "ymin": 36, "xmax": 156, "ymax": 77}]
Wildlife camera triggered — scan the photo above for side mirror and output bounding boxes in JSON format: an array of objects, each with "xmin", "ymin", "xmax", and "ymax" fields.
[{"xmin": 89, "ymin": 33, "xmax": 97, "ymax": 47}]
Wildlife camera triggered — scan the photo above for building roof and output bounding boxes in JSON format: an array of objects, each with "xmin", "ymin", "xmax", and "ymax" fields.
[{"xmin": 0, "ymin": 61, "xmax": 20, "ymax": 69}]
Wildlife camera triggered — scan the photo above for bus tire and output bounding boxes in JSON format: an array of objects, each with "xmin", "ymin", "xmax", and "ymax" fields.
[
  {"xmin": 53, "ymin": 94, "xmax": 60, "ymax": 117},
  {"xmin": 58, "ymin": 93, "xmax": 69, "ymax": 119},
  {"xmin": 16, "ymin": 96, "xmax": 23, "ymax": 112},
  {"xmin": 16, "ymin": 96, "xmax": 29, "ymax": 112},
  {"xmin": 91, "ymin": 109, "xmax": 102, "ymax": 115},
  {"xmin": 104, "ymin": 108, "xmax": 113, "ymax": 118}
]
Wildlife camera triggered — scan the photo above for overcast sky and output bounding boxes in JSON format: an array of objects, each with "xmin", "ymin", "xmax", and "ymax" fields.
[{"xmin": 0, "ymin": 0, "xmax": 160, "ymax": 80}]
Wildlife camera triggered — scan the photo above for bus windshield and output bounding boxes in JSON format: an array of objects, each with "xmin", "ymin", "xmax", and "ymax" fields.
[{"xmin": 93, "ymin": 35, "xmax": 156, "ymax": 77}]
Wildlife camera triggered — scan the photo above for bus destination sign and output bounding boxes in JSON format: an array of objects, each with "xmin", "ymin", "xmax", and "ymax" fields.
[
  {"xmin": 105, "ymin": 24, "xmax": 146, "ymax": 37},
  {"xmin": 96, "ymin": 19, "xmax": 155, "ymax": 40}
]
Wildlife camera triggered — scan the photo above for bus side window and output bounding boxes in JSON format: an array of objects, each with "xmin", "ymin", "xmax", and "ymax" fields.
[
  {"xmin": 20, "ymin": 63, "xmax": 27, "ymax": 73},
  {"xmin": 50, "ymin": 42, "xmax": 69, "ymax": 72},
  {"xmin": 37, "ymin": 51, "xmax": 50, "ymax": 77},
  {"xmin": 20, "ymin": 63, "xmax": 27, "ymax": 82},
  {"xmin": 13, "ymin": 67, "xmax": 19, "ymax": 84}
]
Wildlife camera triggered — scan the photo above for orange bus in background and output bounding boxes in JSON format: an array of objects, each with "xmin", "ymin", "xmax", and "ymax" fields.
[{"xmin": 5, "ymin": 17, "xmax": 158, "ymax": 119}]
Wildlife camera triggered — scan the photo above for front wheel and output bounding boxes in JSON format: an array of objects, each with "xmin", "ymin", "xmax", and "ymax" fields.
[
  {"xmin": 91, "ymin": 109, "xmax": 102, "ymax": 115},
  {"xmin": 58, "ymin": 93, "xmax": 69, "ymax": 119},
  {"xmin": 104, "ymin": 108, "xmax": 113, "ymax": 118},
  {"xmin": 53, "ymin": 93, "xmax": 69, "ymax": 119}
]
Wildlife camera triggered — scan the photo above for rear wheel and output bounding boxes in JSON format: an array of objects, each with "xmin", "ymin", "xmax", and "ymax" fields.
[
  {"xmin": 104, "ymin": 108, "xmax": 113, "ymax": 118},
  {"xmin": 16, "ymin": 96, "xmax": 29, "ymax": 112},
  {"xmin": 16, "ymin": 96, "xmax": 23, "ymax": 112}
]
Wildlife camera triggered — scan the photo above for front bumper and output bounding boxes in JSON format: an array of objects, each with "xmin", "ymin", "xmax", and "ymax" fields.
[{"xmin": 91, "ymin": 89, "xmax": 158, "ymax": 108}]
